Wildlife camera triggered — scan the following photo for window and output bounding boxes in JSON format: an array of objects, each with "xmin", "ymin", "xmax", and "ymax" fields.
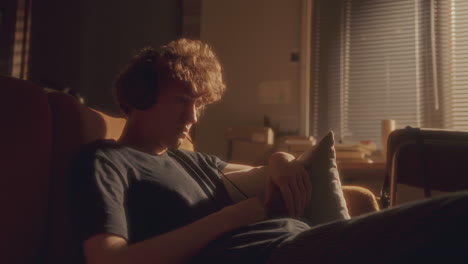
[
  {"xmin": 311, "ymin": 0, "xmax": 468, "ymax": 148},
  {"xmin": 11, "ymin": 0, "xmax": 32, "ymax": 79},
  {"xmin": 0, "ymin": 0, "xmax": 32, "ymax": 79},
  {"xmin": 438, "ymin": 0, "xmax": 468, "ymax": 129}
]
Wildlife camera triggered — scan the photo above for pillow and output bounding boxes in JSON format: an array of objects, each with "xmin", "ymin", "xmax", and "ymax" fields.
[{"xmin": 297, "ymin": 131, "xmax": 350, "ymax": 225}]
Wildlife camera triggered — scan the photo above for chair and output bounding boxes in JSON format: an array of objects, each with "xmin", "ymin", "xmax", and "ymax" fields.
[
  {"xmin": 381, "ymin": 127, "xmax": 468, "ymax": 208},
  {"xmin": 0, "ymin": 75, "xmax": 52, "ymax": 264}
]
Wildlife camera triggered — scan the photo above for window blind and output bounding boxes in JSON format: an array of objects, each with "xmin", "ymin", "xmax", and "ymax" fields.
[
  {"xmin": 437, "ymin": 0, "xmax": 468, "ymax": 130},
  {"xmin": 11, "ymin": 0, "xmax": 32, "ymax": 80},
  {"xmin": 312, "ymin": 0, "xmax": 438, "ymax": 148},
  {"xmin": 345, "ymin": 0, "xmax": 433, "ymax": 146}
]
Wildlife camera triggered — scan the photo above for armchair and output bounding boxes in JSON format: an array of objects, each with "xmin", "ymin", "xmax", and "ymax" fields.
[{"xmin": 381, "ymin": 127, "xmax": 468, "ymax": 208}]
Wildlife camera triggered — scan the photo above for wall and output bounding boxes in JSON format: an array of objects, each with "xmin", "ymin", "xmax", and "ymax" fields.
[
  {"xmin": 29, "ymin": 0, "xmax": 182, "ymax": 115},
  {"xmin": 198, "ymin": 0, "xmax": 302, "ymax": 159},
  {"xmin": 27, "ymin": 0, "xmax": 302, "ymax": 158}
]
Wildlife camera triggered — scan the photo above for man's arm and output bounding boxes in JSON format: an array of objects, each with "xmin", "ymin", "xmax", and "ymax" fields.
[
  {"xmin": 221, "ymin": 163, "xmax": 267, "ymax": 203},
  {"xmin": 221, "ymin": 152, "xmax": 312, "ymax": 218},
  {"xmin": 83, "ymin": 197, "xmax": 266, "ymax": 264}
]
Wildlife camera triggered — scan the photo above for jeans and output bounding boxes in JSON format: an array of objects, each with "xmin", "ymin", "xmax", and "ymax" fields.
[{"xmin": 268, "ymin": 191, "xmax": 468, "ymax": 264}]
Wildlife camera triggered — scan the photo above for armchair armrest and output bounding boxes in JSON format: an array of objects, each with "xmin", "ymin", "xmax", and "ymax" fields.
[{"xmin": 342, "ymin": 185, "xmax": 380, "ymax": 217}]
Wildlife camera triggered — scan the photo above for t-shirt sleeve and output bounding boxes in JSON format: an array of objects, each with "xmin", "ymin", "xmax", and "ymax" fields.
[
  {"xmin": 205, "ymin": 153, "xmax": 228, "ymax": 171},
  {"xmin": 71, "ymin": 152, "xmax": 129, "ymax": 243},
  {"xmin": 172, "ymin": 149, "xmax": 233, "ymax": 207}
]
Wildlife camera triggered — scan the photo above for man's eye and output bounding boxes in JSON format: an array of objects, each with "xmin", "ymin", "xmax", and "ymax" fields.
[{"xmin": 173, "ymin": 96, "xmax": 204, "ymax": 110}]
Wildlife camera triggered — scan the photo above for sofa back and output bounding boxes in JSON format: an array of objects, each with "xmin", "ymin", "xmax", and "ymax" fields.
[
  {"xmin": 45, "ymin": 91, "xmax": 126, "ymax": 263},
  {"xmin": 0, "ymin": 76, "xmax": 52, "ymax": 264}
]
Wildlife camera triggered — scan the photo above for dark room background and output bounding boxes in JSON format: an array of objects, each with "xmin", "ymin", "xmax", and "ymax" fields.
[{"xmin": 29, "ymin": 0, "xmax": 182, "ymax": 115}]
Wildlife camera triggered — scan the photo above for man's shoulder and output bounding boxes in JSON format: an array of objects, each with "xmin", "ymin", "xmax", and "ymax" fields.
[{"xmin": 73, "ymin": 139, "xmax": 123, "ymax": 165}]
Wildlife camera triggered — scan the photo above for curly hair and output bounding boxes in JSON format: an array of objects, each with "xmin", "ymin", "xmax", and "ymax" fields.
[{"xmin": 114, "ymin": 38, "xmax": 226, "ymax": 115}]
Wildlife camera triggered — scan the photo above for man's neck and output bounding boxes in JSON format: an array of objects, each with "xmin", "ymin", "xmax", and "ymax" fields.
[{"xmin": 118, "ymin": 125, "xmax": 167, "ymax": 156}]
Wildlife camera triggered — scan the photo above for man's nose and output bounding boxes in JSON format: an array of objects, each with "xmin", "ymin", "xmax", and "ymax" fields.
[{"xmin": 185, "ymin": 102, "xmax": 198, "ymax": 124}]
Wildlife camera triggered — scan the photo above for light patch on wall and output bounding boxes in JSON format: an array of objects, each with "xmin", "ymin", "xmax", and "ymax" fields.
[
  {"xmin": 258, "ymin": 80, "xmax": 291, "ymax": 104},
  {"xmin": 271, "ymin": 115, "xmax": 299, "ymax": 134}
]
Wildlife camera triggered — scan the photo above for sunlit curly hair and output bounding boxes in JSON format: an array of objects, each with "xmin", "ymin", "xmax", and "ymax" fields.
[{"xmin": 114, "ymin": 38, "xmax": 226, "ymax": 115}]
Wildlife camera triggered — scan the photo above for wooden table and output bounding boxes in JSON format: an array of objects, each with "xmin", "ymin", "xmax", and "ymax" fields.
[{"xmin": 337, "ymin": 156, "xmax": 387, "ymax": 198}]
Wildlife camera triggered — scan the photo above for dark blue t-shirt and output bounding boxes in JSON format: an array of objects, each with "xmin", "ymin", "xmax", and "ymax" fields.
[{"xmin": 71, "ymin": 139, "xmax": 232, "ymax": 243}]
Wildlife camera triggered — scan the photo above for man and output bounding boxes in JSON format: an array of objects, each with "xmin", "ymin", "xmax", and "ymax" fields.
[{"xmin": 71, "ymin": 38, "xmax": 468, "ymax": 264}]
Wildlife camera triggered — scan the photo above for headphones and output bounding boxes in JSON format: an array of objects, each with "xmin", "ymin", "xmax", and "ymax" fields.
[
  {"xmin": 116, "ymin": 49, "xmax": 164, "ymax": 114},
  {"xmin": 125, "ymin": 58, "xmax": 160, "ymax": 111}
]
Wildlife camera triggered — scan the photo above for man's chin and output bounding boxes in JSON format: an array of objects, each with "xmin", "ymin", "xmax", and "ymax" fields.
[
  {"xmin": 167, "ymin": 137, "xmax": 184, "ymax": 149},
  {"xmin": 175, "ymin": 139, "xmax": 183, "ymax": 148}
]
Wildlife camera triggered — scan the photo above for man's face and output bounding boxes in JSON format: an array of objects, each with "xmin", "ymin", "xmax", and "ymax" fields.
[{"xmin": 142, "ymin": 80, "xmax": 203, "ymax": 150}]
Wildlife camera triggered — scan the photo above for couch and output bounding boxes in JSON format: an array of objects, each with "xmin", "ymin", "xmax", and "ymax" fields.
[{"xmin": 0, "ymin": 75, "xmax": 378, "ymax": 264}]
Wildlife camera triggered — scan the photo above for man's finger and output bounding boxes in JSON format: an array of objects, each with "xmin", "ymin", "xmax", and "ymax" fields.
[
  {"xmin": 289, "ymin": 177, "xmax": 303, "ymax": 217},
  {"xmin": 300, "ymin": 166, "xmax": 312, "ymax": 202},
  {"xmin": 303, "ymin": 175, "xmax": 312, "ymax": 210},
  {"xmin": 264, "ymin": 179, "xmax": 274, "ymax": 205},
  {"xmin": 279, "ymin": 185, "xmax": 295, "ymax": 217},
  {"xmin": 295, "ymin": 173, "xmax": 307, "ymax": 216}
]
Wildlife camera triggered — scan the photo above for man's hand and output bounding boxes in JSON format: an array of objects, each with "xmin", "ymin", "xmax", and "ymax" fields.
[{"xmin": 265, "ymin": 152, "xmax": 312, "ymax": 218}]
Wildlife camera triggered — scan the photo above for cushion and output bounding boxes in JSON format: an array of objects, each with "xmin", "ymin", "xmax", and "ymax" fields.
[{"xmin": 297, "ymin": 131, "xmax": 350, "ymax": 225}]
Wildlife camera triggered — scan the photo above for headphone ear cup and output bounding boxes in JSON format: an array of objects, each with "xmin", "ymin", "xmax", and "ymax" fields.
[
  {"xmin": 124, "ymin": 65, "xmax": 159, "ymax": 111},
  {"xmin": 128, "ymin": 84, "xmax": 157, "ymax": 111}
]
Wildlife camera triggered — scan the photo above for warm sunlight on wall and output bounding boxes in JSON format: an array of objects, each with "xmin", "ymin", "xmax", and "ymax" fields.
[{"xmin": 11, "ymin": 0, "xmax": 31, "ymax": 80}]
